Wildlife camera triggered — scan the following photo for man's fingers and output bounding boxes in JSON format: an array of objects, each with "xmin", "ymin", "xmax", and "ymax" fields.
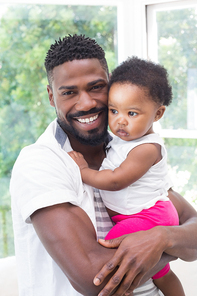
[
  {"xmin": 96, "ymin": 271, "xmax": 125, "ymax": 296},
  {"xmin": 123, "ymin": 272, "xmax": 143, "ymax": 295},
  {"xmin": 98, "ymin": 235, "xmax": 127, "ymax": 249},
  {"xmin": 93, "ymin": 258, "xmax": 119, "ymax": 286},
  {"xmin": 93, "ymin": 246, "xmax": 146, "ymax": 296},
  {"xmin": 94, "ymin": 236, "xmax": 134, "ymax": 287},
  {"xmin": 95, "ymin": 265, "xmax": 143, "ymax": 296},
  {"xmin": 96, "ymin": 268, "xmax": 143, "ymax": 296}
]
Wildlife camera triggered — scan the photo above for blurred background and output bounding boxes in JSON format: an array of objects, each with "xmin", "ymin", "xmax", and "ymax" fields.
[{"xmin": 0, "ymin": 0, "xmax": 197, "ymax": 261}]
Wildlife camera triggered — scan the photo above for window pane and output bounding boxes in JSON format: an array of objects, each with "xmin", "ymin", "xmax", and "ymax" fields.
[
  {"xmin": 165, "ymin": 138, "xmax": 197, "ymax": 209},
  {"xmin": 148, "ymin": 3, "xmax": 197, "ymax": 131},
  {"xmin": 0, "ymin": 3, "xmax": 118, "ymax": 258},
  {"xmin": 147, "ymin": 2, "xmax": 197, "ymax": 209}
]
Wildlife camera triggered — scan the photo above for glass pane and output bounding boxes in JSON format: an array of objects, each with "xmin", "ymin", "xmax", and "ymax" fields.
[
  {"xmin": 0, "ymin": 3, "xmax": 118, "ymax": 258},
  {"xmin": 147, "ymin": 3, "xmax": 197, "ymax": 209},
  {"xmin": 149, "ymin": 5, "xmax": 197, "ymax": 131},
  {"xmin": 165, "ymin": 138, "xmax": 197, "ymax": 209}
]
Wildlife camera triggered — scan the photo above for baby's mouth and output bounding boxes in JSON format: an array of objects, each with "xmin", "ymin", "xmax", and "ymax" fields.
[{"xmin": 117, "ymin": 129, "xmax": 129, "ymax": 136}]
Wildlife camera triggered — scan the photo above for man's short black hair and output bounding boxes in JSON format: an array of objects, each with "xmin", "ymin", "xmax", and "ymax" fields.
[
  {"xmin": 45, "ymin": 34, "xmax": 109, "ymax": 86},
  {"xmin": 109, "ymin": 56, "xmax": 172, "ymax": 106}
]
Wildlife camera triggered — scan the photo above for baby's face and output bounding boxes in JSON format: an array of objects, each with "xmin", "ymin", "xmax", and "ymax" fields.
[{"xmin": 108, "ymin": 83, "xmax": 164, "ymax": 141}]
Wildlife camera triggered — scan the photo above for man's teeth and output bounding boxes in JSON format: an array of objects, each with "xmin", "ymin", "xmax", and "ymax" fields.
[{"xmin": 77, "ymin": 114, "xmax": 98, "ymax": 124}]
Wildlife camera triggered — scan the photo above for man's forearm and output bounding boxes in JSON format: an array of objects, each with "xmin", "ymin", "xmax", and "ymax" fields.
[
  {"xmin": 31, "ymin": 203, "xmax": 118, "ymax": 296},
  {"xmin": 167, "ymin": 189, "xmax": 197, "ymax": 261},
  {"xmin": 139, "ymin": 253, "xmax": 177, "ymax": 286},
  {"xmin": 162, "ymin": 217, "xmax": 197, "ymax": 261}
]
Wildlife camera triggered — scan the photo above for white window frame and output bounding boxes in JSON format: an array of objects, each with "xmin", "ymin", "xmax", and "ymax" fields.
[
  {"xmin": 0, "ymin": 0, "xmax": 181, "ymax": 64},
  {"xmin": 0, "ymin": 0, "xmax": 171, "ymax": 63},
  {"xmin": 146, "ymin": 0, "xmax": 197, "ymax": 138}
]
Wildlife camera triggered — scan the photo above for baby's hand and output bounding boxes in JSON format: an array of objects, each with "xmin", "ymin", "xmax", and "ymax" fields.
[{"xmin": 68, "ymin": 151, "xmax": 89, "ymax": 171}]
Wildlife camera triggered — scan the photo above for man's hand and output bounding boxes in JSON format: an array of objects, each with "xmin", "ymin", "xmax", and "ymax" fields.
[{"xmin": 93, "ymin": 228, "xmax": 167, "ymax": 296}]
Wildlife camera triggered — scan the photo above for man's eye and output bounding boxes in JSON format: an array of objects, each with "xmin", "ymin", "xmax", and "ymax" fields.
[
  {"xmin": 92, "ymin": 85, "xmax": 103, "ymax": 90},
  {"xmin": 129, "ymin": 111, "xmax": 137, "ymax": 116},
  {"xmin": 62, "ymin": 91, "xmax": 74, "ymax": 95}
]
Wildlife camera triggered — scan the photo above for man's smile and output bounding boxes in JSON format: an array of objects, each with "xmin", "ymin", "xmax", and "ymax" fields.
[{"xmin": 76, "ymin": 114, "xmax": 99, "ymax": 124}]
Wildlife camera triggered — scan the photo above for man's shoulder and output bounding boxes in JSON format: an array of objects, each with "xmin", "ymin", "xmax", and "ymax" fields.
[
  {"xmin": 22, "ymin": 120, "xmax": 69, "ymax": 153},
  {"xmin": 12, "ymin": 120, "xmax": 72, "ymax": 172},
  {"xmin": 36, "ymin": 119, "xmax": 68, "ymax": 148}
]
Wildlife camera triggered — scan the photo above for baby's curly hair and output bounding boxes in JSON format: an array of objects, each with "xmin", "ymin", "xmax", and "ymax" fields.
[
  {"xmin": 45, "ymin": 34, "xmax": 109, "ymax": 86},
  {"xmin": 109, "ymin": 56, "xmax": 172, "ymax": 106}
]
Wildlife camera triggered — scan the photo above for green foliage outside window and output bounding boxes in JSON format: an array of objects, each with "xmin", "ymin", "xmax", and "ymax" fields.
[
  {"xmin": 0, "ymin": 3, "xmax": 117, "ymax": 258},
  {"xmin": 157, "ymin": 8, "xmax": 197, "ymax": 130},
  {"xmin": 156, "ymin": 8, "xmax": 197, "ymax": 208}
]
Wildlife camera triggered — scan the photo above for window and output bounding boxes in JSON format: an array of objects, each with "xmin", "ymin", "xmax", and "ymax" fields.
[
  {"xmin": 0, "ymin": 0, "xmax": 118, "ymax": 258},
  {"xmin": 1, "ymin": 0, "xmax": 197, "ymax": 259},
  {"xmin": 147, "ymin": 0, "xmax": 197, "ymax": 208}
]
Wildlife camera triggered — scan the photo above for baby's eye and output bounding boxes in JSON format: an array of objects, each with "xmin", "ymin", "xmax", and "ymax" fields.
[
  {"xmin": 129, "ymin": 111, "xmax": 137, "ymax": 117},
  {"xmin": 110, "ymin": 109, "xmax": 118, "ymax": 114}
]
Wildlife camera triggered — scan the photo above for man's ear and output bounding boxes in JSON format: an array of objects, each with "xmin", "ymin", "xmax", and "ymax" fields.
[
  {"xmin": 154, "ymin": 105, "xmax": 166, "ymax": 122},
  {"xmin": 47, "ymin": 85, "xmax": 55, "ymax": 107}
]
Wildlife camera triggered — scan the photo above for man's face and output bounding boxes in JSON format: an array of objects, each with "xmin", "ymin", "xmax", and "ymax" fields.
[{"xmin": 47, "ymin": 59, "xmax": 109, "ymax": 146}]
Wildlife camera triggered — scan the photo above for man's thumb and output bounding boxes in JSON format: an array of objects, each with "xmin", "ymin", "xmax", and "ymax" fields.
[{"xmin": 98, "ymin": 235, "xmax": 126, "ymax": 248}]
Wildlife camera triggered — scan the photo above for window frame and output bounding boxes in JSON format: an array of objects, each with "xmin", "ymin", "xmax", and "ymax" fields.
[
  {"xmin": 1, "ymin": 0, "xmax": 196, "ymax": 139},
  {"xmin": 146, "ymin": 0, "xmax": 197, "ymax": 138}
]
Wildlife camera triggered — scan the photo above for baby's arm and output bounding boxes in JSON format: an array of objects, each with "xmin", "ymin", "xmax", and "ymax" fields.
[{"xmin": 68, "ymin": 143, "xmax": 161, "ymax": 191}]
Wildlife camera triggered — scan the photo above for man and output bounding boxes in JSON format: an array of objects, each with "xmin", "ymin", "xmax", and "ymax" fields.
[{"xmin": 10, "ymin": 34, "xmax": 197, "ymax": 296}]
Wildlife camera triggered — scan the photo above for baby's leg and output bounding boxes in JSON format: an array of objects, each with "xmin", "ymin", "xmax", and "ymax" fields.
[
  {"xmin": 153, "ymin": 269, "xmax": 185, "ymax": 296},
  {"xmin": 106, "ymin": 200, "xmax": 179, "ymax": 240},
  {"xmin": 105, "ymin": 214, "xmax": 156, "ymax": 240},
  {"xmin": 105, "ymin": 204, "xmax": 182, "ymax": 294}
]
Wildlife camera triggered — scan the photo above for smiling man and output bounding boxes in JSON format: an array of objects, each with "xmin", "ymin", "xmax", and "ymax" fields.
[{"xmin": 10, "ymin": 34, "xmax": 197, "ymax": 296}]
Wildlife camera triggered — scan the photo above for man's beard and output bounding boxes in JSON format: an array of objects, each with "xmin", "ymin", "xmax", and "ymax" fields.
[{"xmin": 57, "ymin": 107, "xmax": 108, "ymax": 146}]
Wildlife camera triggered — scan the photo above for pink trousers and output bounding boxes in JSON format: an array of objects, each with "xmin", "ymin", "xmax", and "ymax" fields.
[{"xmin": 105, "ymin": 200, "xmax": 179, "ymax": 279}]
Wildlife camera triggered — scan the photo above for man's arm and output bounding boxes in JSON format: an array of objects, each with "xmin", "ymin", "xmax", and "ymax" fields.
[
  {"xmin": 31, "ymin": 201, "xmax": 174, "ymax": 296},
  {"xmin": 31, "ymin": 190, "xmax": 197, "ymax": 296},
  {"xmin": 31, "ymin": 202, "xmax": 116, "ymax": 296},
  {"xmin": 91, "ymin": 189, "xmax": 197, "ymax": 295},
  {"xmin": 164, "ymin": 188, "xmax": 197, "ymax": 260}
]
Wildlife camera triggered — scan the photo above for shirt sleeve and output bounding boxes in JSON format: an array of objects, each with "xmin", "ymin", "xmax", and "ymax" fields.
[{"xmin": 10, "ymin": 143, "xmax": 83, "ymax": 223}]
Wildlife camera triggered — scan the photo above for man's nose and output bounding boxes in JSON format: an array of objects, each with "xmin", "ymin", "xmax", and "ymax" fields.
[{"xmin": 75, "ymin": 92, "xmax": 97, "ymax": 111}]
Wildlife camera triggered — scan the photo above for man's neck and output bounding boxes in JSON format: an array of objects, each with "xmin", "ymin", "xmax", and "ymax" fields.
[{"xmin": 68, "ymin": 137, "xmax": 106, "ymax": 170}]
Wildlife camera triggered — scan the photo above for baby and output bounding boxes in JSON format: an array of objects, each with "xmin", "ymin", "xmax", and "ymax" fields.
[{"xmin": 69, "ymin": 57, "xmax": 185, "ymax": 296}]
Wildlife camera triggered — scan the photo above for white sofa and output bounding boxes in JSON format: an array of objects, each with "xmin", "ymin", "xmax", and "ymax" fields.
[{"xmin": 0, "ymin": 256, "xmax": 18, "ymax": 296}]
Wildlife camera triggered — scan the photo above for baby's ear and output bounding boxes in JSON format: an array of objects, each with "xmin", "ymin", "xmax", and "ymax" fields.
[{"xmin": 154, "ymin": 105, "xmax": 166, "ymax": 122}]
